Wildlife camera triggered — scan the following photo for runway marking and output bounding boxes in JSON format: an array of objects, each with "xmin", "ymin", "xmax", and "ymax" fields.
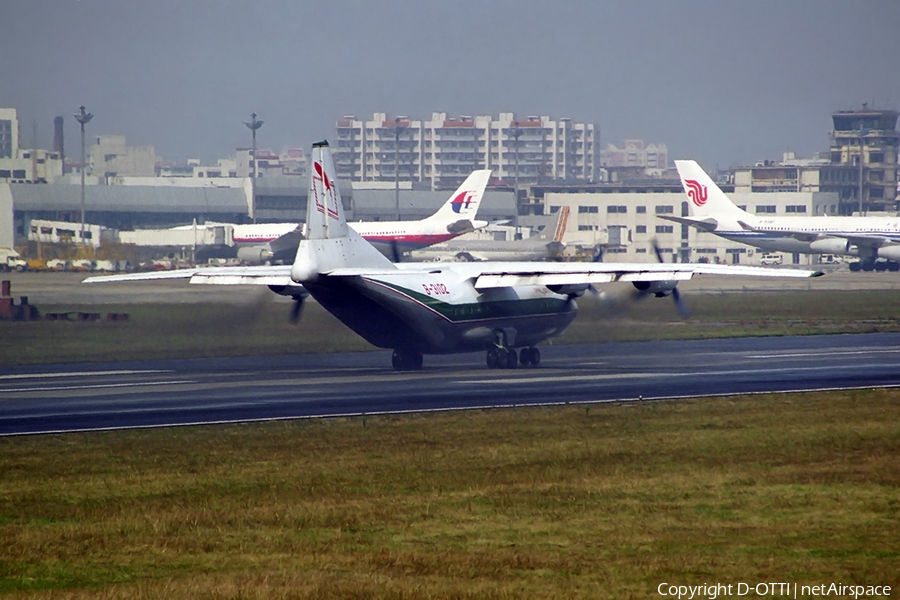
[
  {"xmin": 0, "ymin": 369, "xmax": 173, "ymax": 381},
  {"xmin": 2, "ymin": 380, "xmax": 194, "ymax": 393},
  {"xmin": 458, "ymin": 363, "xmax": 898, "ymax": 386},
  {"xmin": 747, "ymin": 348, "xmax": 900, "ymax": 359}
]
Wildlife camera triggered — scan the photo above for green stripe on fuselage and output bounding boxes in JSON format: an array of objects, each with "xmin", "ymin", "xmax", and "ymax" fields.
[{"xmin": 374, "ymin": 280, "xmax": 573, "ymax": 323}]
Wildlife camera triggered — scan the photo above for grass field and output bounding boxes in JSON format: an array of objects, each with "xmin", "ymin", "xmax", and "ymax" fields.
[
  {"xmin": 1, "ymin": 390, "xmax": 898, "ymax": 598},
  {"xmin": 3, "ymin": 289, "xmax": 900, "ymax": 366}
]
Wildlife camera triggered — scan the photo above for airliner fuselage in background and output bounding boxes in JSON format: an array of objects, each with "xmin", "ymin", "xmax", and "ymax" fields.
[
  {"xmin": 232, "ymin": 170, "xmax": 491, "ymax": 263},
  {"xmin": 668, "ymin": 160, "xmax": 900, "ymax": 272}
]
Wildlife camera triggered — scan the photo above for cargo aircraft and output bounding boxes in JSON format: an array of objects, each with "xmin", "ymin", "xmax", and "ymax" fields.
[
  {"xmin": 408, "ymin": 206, "xmax": 571, "ymax": 262},
  {"xmin": 232, "ymin": 170, "xmax": 491, "ymax": 263},
  {"xmin": 86, "ymin": 143, "xmax": 822, "ymax": 370},
  {"xmin": 666, "ymin": 160, "xmax": 900, "ymax": 272}
]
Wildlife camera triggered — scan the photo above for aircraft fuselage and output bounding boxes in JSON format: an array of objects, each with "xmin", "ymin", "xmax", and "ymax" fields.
[{"xmin": 304, "ymin": 269, "xmax": 577, "ymax": 354}]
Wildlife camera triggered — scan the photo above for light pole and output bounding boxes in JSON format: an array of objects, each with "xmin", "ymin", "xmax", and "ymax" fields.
[
  {"xmin": 392, "ymin": 117, "xmax": 406, "ymax": 220},
  {"xmin": 510, "ymin": 120, "xmax": 523, "ymax": 238},
  {"xmin": 244, "ymin": 112, "xmax": 264, "ymax": 223},
  {"xmin": 858, "ymin": 125, "xmax": 869, "ymax": 215},
  {"xmin": 74, "ymin": 106, "xmax": 93, "ymax": 245}
]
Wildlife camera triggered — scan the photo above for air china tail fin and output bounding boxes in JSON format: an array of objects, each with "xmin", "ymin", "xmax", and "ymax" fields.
[
  {"xmin": 291, "ymin": 141, "xmax": 395, "ymax": 282},
  {"xmin": 674, "ymin": 160, "xmax": 752, "ymax": 221},
  {"xmin": 426, "ymin": 169, "xmax": 492, "ymax": 228}
]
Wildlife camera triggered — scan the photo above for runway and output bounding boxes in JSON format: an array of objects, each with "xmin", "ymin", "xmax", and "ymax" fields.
[{"xmin": 2, "ymin": 332, "xmax": 900, "ymax": 436}]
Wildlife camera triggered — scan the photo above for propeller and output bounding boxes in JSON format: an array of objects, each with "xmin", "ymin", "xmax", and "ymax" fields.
[
  {"xmin": 289, "ymin": 295, "xmax": 306, "ymax": 324},
  {"xmin": 649, "ymin": 239, "xmax": 690, "ymax": 319},
  {"xmin": 390, "ymin": 240, "xmax": 402, "ymax": 263}
]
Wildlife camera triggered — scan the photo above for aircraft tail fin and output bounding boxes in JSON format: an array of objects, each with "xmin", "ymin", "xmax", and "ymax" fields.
[
  {"xmin": 552, "ymin": 206, "xmax": 570, "ymax": 242},
  {"xmin": 427, "ymin": 169, "xmax": 492, "ymax": 226},
  {"xmin": 674, "ymin": 160, "xmax": 752, "ymax": 222},
  {"xmin": 291, "ymin": 141, "xmax": 395, "ymax": 282}
]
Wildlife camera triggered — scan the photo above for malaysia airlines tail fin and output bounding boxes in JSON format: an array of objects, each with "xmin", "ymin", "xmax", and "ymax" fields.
[
  {"xmin": 291, "ymin": 141, "xmax": 395, "ymax": 282},
  {"xmin": 425, "ymin": 169, "xmax": 492, "ymax": 232},
  {"xmin": 674, "ymin": 160, "xmax": 753, "ymax": 223}
]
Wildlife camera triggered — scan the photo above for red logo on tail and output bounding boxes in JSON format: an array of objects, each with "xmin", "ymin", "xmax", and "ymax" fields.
[
  {"xmin": 313, "ymin": 162, "xmax": 340, "ymax": 220},
  {"xmin": 684, "ymin": 179, "xmax": 708, "ymax": 207}
]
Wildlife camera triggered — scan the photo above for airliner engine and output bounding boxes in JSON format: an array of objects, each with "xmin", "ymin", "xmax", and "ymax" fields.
[
  {"xmin": 237, "ymin": 247, "xmax": 274, "ymax": 264},
  {"xmin": 809, "ymin": 238, "xmax": 851, "ymax": 254},
  {"xmin": 876, "ymin": 246, "xmax": 900, "ymax": 261}
]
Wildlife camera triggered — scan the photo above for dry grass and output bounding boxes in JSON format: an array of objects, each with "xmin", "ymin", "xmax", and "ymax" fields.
[{"xmin": 1, "ymin": 390, "xmax": 898, "ymax": 598}]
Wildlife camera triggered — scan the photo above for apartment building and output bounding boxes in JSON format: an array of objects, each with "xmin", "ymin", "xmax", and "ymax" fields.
[{"xmin": 334, "ymin": 112, "xmax": 598, "ymax": 190}]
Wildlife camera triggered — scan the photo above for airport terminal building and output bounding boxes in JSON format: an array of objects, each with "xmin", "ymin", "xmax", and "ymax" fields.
[{"xmin": 1, "ymin": 175, "xmax": 839, "ymax": 266}]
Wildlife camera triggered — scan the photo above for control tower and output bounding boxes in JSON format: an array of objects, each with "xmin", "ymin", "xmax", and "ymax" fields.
[{"xmin": 828, "ymin": 104, "xmax": 899, "ymax": 214}]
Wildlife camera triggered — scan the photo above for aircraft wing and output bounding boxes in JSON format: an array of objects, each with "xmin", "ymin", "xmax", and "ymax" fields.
[
  {"xmin": 268, "ymin": 226, "xmax": 305, "ymax": 254},
  {"xmin": 658, "ymin": 214, "xmax": 719, "ymax": 232},
  {"xmin": 458, "ymin": 261, "xmax": 822, "ymax": 290},
  {"xmin": 83, "ymin": 265, "xmax": 293, "ymax": 286},
  {"xmin": 326, "ymin": 260, "xmax": 822, "ymax": 290}
]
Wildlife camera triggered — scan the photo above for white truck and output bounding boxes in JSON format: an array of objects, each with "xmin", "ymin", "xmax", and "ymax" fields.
[{"xmin": 0, "ymin": 249, "xmax": 27, "ymax": 272}]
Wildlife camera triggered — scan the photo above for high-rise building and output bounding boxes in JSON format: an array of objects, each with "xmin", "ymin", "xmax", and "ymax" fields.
[
  {"xmin": 334, "ymin": 112, "xmax": 598, "ymax": 190},
  {"xmin": 0, "ymin": 108, "xmax": 18, "ymax": 159}
]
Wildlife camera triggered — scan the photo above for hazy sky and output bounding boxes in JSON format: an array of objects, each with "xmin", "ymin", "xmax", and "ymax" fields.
[{"xmin": 2, "ymin": 0, "xmax": 898, "ymax": 170}]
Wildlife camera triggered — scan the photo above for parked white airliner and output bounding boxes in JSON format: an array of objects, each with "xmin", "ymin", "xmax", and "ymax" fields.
[
  {"xmin": 667, "ymin": 160, "xmax": 900, "ymax": 272},
  {"xmin": 233, "ymin": 170, "xmax": 491, "ymax": 263},
  {"xmin": 85, "ymin": 143, "xmax": 821, "ymax": 370}
]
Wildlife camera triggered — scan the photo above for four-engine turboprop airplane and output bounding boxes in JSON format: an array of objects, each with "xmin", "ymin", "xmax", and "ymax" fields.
[
  {"xmin": 86, "ymin": 142, "xmax": 823, "ymax": 370},
  {"xmin": 667, "ymin": 160, "xmax": 900, "ymax": 272},
  {"xmin": 232, "ymin": 170, "xmax": 491, "ymax": 263}
]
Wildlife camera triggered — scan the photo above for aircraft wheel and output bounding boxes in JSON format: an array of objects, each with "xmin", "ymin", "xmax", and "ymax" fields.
[
  {"xmin": 486, "ymin": 347, "xmax": 501, "ymax": 369},
  {"xmin": 506, "ymin": 349, "xmax": 518, "ymax": 369},
  {"xmin": 862, "ymin": 260, "xmax": 876, "ymax": 272},
  {"xmin": 392, "ymin": 349, "xmax": 423, "ymax": 371},
  {"xmin": 889, "ymin": 261, "xmax": 900, "ymax": 272},
  {"xmin": 875, "ymin": 261, "xmax": 888, "ymax": 272},
  {"xmin": 849, "ymin": 262, "xmax": 861, "ymax": 272},
  {"xmin": 530, "ymin": 347, "xmax": 541, "ymax": 366},
  {"xmin": 519, "ymin": 348, "xmax": 532, "ymax": 367}
]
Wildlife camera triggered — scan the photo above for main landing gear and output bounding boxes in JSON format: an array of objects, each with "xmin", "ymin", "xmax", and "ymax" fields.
[
  {"xmin": 392, "ymin": 349, "xmax": 423, "ymax": 371},
  {"xmin": 848, "ymin": 259, "xmax": 900, "ymax": 272},
  {"xmin": 485, "ymin": 331, "xmax": 541, "ymax": 369},
  {"xmin": 486, "ymin": 346, "xmax": 541, "ymax": 369}
]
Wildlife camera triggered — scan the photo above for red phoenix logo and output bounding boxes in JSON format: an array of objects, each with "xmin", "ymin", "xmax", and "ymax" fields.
[{"xmin": 684, "ymin": 179, "xmax": 708, "ymax": 207}]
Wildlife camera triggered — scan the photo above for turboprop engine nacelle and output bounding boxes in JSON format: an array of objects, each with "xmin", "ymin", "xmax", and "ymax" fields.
[
  {"xmin": 809, "ymin": 238, "xmax": 851, "ymax": 254},
  {"xmin": 237, "ymin": 246, "xmax": 274, "ymax": 265},
  {"xmin": 633, "ymin": 280, "xmax": 678, "ymax": 297},
  {"xmin": 877, "ymin": 246, "xmax": 900, "ymax": 261},
  {"xmin": 267, "ymin": 283, "xmax": 309, "ymax": 300},
  {"xmin": 547, "ymin": 283, "xmax": 590, "ymax": 298}
]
